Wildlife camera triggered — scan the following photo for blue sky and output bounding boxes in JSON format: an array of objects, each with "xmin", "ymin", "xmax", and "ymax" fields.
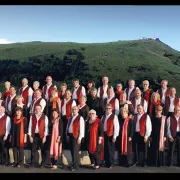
[{"xmin": 0, "ymin": 5, "xmax": 180, "ymax": 51}]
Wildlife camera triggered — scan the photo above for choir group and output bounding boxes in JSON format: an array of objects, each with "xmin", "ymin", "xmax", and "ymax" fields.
[{"xmin": 0, "ymin": 75, "xmax": 179, "ymax": 171}]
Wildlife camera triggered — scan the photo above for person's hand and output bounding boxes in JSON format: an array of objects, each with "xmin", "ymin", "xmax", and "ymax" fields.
[
  {"xmin": 169, "ymin": 138, "xmax": 174, "ymax": 142},
  {"xmin": 112, "ymin": 138, "xmax": 116, "ymax": 143},
  {"xmin": 24, "ymin": 135, "xmax": 27, "ymax": 143},
  {"xmin": 42, "ymin": 136, "xmax": 46, "ymax": 143},
  {"xmin": 128, "ymin": 137, "xmax": 132, "ymax": 141},
  {"xmin": 77, "ymin": 139, "xmax": 81, "ymax": 145},
  {"xmin": 56, "ymin": 136, "xmax": 61, "ymax": 143},
  {"xmin": 164, "ymin": 137, "xmax": 166, "ymax": 142},
  {"xmin": 29, "ymin": 136, "xmax": 33, "ymax": 143},
  {"xmin": 3, "ymin": 136, "xmax": 7, "ymax": 141},
  {"xmin": 144, "ymin": 138, "xmax": 148, "ymax": 143}
]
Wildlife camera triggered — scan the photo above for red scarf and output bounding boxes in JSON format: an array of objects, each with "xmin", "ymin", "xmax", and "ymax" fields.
[
  {"xmin": 89, "ymin": 118, "xmax": 100, "ymax": 154},
  {"xmin": 121, "ymin": 116, "xmax": 131, "ymax": 155},
  {"xmin": 159, "ymin": 116, "xmax": 166, "ymax": 152},
  {"xmin": 14, "ymin": 116, "xmax": 24, "ymax": 147},
  {"xmin": 149, "ymin": 100, "xmax": 161, "ymax": 117},
  {"xmin": 52, "ymin": 97, "xmax": 60, "ymax": 109}
]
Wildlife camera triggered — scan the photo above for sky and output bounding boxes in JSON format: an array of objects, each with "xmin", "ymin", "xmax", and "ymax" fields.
[{"xmin": 0, "ymin": 5, "xmax": 180, "ymax": 51}]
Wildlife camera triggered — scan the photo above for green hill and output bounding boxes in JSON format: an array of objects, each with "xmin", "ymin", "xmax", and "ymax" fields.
[{"xmin": 0, "ymin": 39, "xmax": 180, "ymax": 95}]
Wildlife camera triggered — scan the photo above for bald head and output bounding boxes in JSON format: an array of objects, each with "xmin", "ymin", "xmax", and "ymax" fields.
[{"xmin": 22, "ymin": 78, "xmax": 28, "ymax": 87}]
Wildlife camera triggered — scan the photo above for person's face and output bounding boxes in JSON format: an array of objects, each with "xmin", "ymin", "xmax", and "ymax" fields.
[
  {"xmin": 161, "ymin": 81, "xmax": 167, "ymax": 89},
  {"xmin": 152, "ymin": 94, "xmax": 158, "ymax": 102},
  {"xmin": 5, "ymin": 82, "xmax": 10, "ymax": 89},
  {"xmin": 35, "ymin": 106, "xmax": 42, "ymax": 114},
  {"xmin": 170, "ymin": 88, "xmax": 176, "ymax": 96},
  {"xmin": 121, "ymin": 109, "xmax": 128, "ymax": 118},
  {"xmin": 33, "ymin": 83, "xmax": 39, "ymax": 90},
  {"xmin": 46, "ymin": 76, "xmax": 52, "ymax": 85},
  {"xmin": 35, "ymin": 90, "xmax": 42, "ymax": 98},
  {"xmin": 155, "ymin": 109, "xmax": 162, "ymax": 116},
  {"xmin": 143, "ymin": 81, "xmax": 149, "ymax": 89},
  {"xmin": 22, "ymin": 79, "xmax": 28, "ymax": 87},
  {"xmin": 89, "ymin": 112, "xmax": 96, "ymax": 120},
  {"xmin": 116, "ymin": 84, "xmax": 122, "ymax": 91},
  {"xmin": 61, "ymin": 85, "xmax": 67, "ymax": 92},
  {"xmin": 107, "ymin": 89, "xmax": 114, "ymax": 97},
  {"xmin": 73, "ymin": 81, "xmax": 79, "ymax": 88},
  {"xmin": 120, "ymin": 94, "xmax": 126, "ymax": 101},
  {"xmin": 51, "ymin": 90, "xmax": 56, "ymax": 97},
  {"xmin": 10, "ymin": 87, "xmax": 16, "ymax": 95},
  {"xmin": 88, "ymin": 83, "xmax": 93, "ymax": 89},
  {"xmin": 129, "ymin": 81, "xmax": 135, "ymax": 88},
  {"xmin": 174, "ymin": 108, "xmax": 180, "ymax": 117},
  {"xmin": 65, "ymin": 91, "xmax": 71, "ymax": 99},
  {"xmin": 103, "ymin": 79, "xmax": 108, "ymax": 85},
  {"xmin": 72, "ymin": 107, "xmax": 79, "ymax": 116},
  {"xmin": 17, "ymin": 98, "xmax": 23, "ymax": 104},
  {"xmin": 106, "ymin": 106, "xmax": 112, "ymax": 115},
  {"xmin": 137, "ymin": 106, "xmax": 143, "ymax": 114},
  {"xmin": 16, "ymin": 110, "xmax": 22, "ymax": 117},
  {"xmin": 91, "ymin": 90, "xmax": 97, "ymax": 98},
  {"xmin": 80, "ymin": 97, "xmax": 86, "ymax": 104},
  {"xmin": 135, "ymin": 90, "xmax": 141, "ymax": 98},
  {"xmin": 52, "ymin": 111, "xmax": 59, "ymax": 119}
]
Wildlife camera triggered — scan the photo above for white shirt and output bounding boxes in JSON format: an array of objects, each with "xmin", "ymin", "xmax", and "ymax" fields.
[
  {"xmin": 106, "ymin": 97, "xmax": 119, "ymax": 116},
  {"xmin": 133, "ymin": 97, "xmax": 148, "ymax": 114},
  {"xmin": 29, "ymin": 97, "xmax": 46, "ymax": 114},
  {"xmin": 102, "ymin": 113, "xmax": 119, "ymax": 139},
  {"xmin": 72, "ymin": 85, "xmax": 86, "ymax": 100},
  {"xmin": 6, "ymin": 94, "xmax": 16, "ymax": 112},
  {"xmin": 125, "ymin": 87, "xmax": 139, "ymax": 101},
  {"xmin": 44, "ymin": 84, "xmax": 57, "ymax": 100},
  {"xmin": 0, "ymin": 113, "xmax": 11, "ymax": 136},
  {"xmin": 97, "ymin": 85, "xmax": 113, "ymax": 99},
  {"xmin": 62, "ymin": 98, "xmax": 76, "ymax": 116},
  {"xmin": 19, "ymin": 85, "xmax": 33, "ymax": 108},
  {"xmin": 134, "ymin": 113, "xmax": 152, "ymax": 139},
  {"xmin": 169, "ymin": 96, "xmax": 175, "ymax": 112},
  {"xmin": 161, "ymin": 88, "xmax": 167, "ymax": 104},
  {"xmin": 67, "ymin": 114, "xmax": 85, "ymax": 141},
  {"xmin": 28, "ymin": 114, "xmax": 49, "ymax": 136},
  {"xmin": 167, "ymin": 116, "xmax": 180, "ymax": 138}
]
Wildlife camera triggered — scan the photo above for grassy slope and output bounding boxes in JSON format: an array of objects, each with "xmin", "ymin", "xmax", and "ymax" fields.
[{"xmin": 0, "ymin": 40, "xmax": 180, "ymax": 94}]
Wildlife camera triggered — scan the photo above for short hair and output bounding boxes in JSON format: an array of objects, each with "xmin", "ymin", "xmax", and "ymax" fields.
[
  {"xmin": 90, "ymin": 87, "xmax": 97, "ymax": 92},
  {"xmin": 128, "ymin": 79, "xmax": 135, "ymax": 83},
  {"xmin": 15, "ymin": 106, "xmax": 23, "ymax": 113},
  {"xmin": 72, "ymin": 78, "xmax": 79, "ymax": 82},
  {"xmin": 143, "ymin": 80, "xmax": 149, "ymax": 85},
  {"xmin": 170, "ymin": 87, "xmax": 176, "ymax": 92},
  {"xmin": 80, "ymin": 95, "xmax": 87, "ymax": 101},
  {"xmin": 87, "ymin": 80, "xmax": 95, "ymax": 86},
  {"xmin": 60, "ymin": 83, "xmax": 67, "ymax": 88},
  {"xmin": 161, "ymin": 80, "xmax": 168, "ymax": 84},
  {"xmin": 71, "ymin": 106, "xmax": 79, "ymax": 110},
  {"xmin": 51, "ymin": 108, "xmax": 61, "ymax": 118},
  {"xmin": 10, "ymin": 85, "xmax": 16, "ymax": 91},
  {"xmin": 5, "ymin": 81, "xmax": 10, "ymax": 85},
  {"xmin": 137, "ymin": 104, "xmax": 143, "ymax": 109},
  {"xmin": 16, "ymin": 95, "xmax": 24, "ymax": 101},
  {"xmin": 65, "ymin": 89, "xmax": 72, "ymax": 93},
  {"xmin": 51, "ymin": 87, "xmax": 58, "ymax": 92},
  {"xmin": 89, "ymin": 109, "xmax": 97, "ymax": 115},
  {"xmin": 34, "ymin": 88, "xmax": 42, "ymax": 93},
  {"xmin": 120, "ymin": 107, "xmax": 129, "ymax": 114},
  {"xmin": 22, "ymin": 78, "xmax": 28, "ymax": 82},
  {"xmin": 106, "ymin": 104, "xmax": 112, "ymax": 109},
  {"xmin": 33, "ymin": 81, "xmax": 40, "ymax": 86},
  {"xmin": 155, "ymin": 105, "xmax": 163, "ymax": 111},
  {"xmin": 35, "ymin": 104, "xmax": 42, "ymax": 109},
  {"xmin": 102, "ymin": 76, "xmax": 108, "ymax": 81}
]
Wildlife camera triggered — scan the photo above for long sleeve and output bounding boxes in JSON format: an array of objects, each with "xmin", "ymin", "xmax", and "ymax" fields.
[
  {"xmin": 5, "ymin": 116, "xmax": 11, "ymax": 136},
  {"xmin": 98, "ymin": 121, "xmax": 104, "ymax": 138},
  {"xmin": 23, "ymin": 105, "xmax": 28, "ymax": 118},
  {"xmin": 57, "ymin": 98, "xmax": 61, "ymax": 113},
  {"xmin": 27, "ymin": 87, "xmax": 33, "ymax": 108},
  {"xmin": 164, "ymin": 117, "xmax": 167, "ymax": 138},
  {"xmin": 24, "ymin": 117, "xmax": 28, "ymax": 134},
  {"xmin": 115, "ymin": 98, "xmax": 119, "ymax": 116},
  {"xmin": 78, "ymin": 116, "xmax": 85, "ymax": 141},
  {"xmin": 44, "ymin": 115, "xmax": 49, "ymax": 136},
  {"xmin": 129, "ymin": 119, "xmax": 134, "ymax": 138},
  {"xmin": 82, "ymin": 86, "xmax": 86, "ymax": 96},
  {"xmin": 113, "ymin": 115, "xmax": 120, "ymax": 139},
  {"xmin": 84, "ymin": 105, "xmax": 89, "ymax": 121},
  {"xmin": 144, "ymin": 114, "xmax": 152, "ymax": 139},
  {"xmin": 143, "ymin": 99, "xmax": 148, "ymax": 113},
  {"xmin": 98, "ymin": 98, "xmax": 105, "ymax": 118},
  {"xmin": 59, "ymin": 119, "xmax": 63, "ymax": 138},
  {"xmin": 28, "ymin": 116, "xmax": 32, "ymax": 136},
  {"xmin": 97, "ymin": 87, "xmax": 100, "ymax": 98},
  {"xmin": 40, "ymin": 98, "xmax": 46, "ymax": 113},
  {"xmin": 167, "ymin": 117, "xmax": 172, "ymax": 138}
]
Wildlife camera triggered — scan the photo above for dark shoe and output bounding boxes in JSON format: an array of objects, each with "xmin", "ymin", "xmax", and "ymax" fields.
[
  {"xmin": 142, "ymin": 163, "xmax": 147, "ymax": 167},
  {"xmin": 124, "ymin": 164, "xmax": 130, "ymax": 168},
  {"xmin": 168, "ymin": 164, "xmax": 173, "ymax": 167},
  {"xmin": 29, "ymin": 164, "xmax": 34, "ymax": 168}
]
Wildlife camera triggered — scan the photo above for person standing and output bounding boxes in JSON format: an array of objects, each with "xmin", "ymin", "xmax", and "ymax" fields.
[{"xmin": 1, "ymin": 81, "xmax": 11, "ymax": 101}]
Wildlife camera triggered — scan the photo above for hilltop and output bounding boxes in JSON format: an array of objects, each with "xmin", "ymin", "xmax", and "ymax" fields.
[{"xmin": 0, "ymin": 39, "xmax": 180, "ymax": 95}]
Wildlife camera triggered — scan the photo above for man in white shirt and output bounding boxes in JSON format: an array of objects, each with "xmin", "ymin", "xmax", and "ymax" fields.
[
  {"xmin": 42, "ymin": 76, "xmax": 57, "ymax": 101},
  {"xmin": 66, "ymin": 106, "xmax": 84, "ymax": 171},
  {"xmin": 167, "ymin": 106, "xmax": 180, "ymax": 166},
  {"xmin": 132, "ymin": 104, "xmax": 152, "ymax": 167},
  {"xmin": 5, "ymin": 86, "xmax": 17, "ymax": 117},
  {"xmin": 28, "ymin": 105, "xmax": 49, "ymax": 168},
  {"xmin": 19, "ymin": 78, "xmax": 33, "ymax": 108},
  {"xmin": 71, "ymin": 78, "xmax": 86, "ymax": 105},
  {"xmin": 157, "ymin": 80, "xmax": 170, "ymax": 107},
  {"xmin": 29, "ymin": 89, "xmax": 46, "ymax": 115},
  {"xmin": 124, "ymin": 79, "xmax": 139, "ymax": 101},
  {"xmin": 131, "ymin": 89, "xmax": 148, "ymax": 114},
  {"xmin": 104, "ymin": 87, "xmax": 119, "ymax": 116},
  {"xmin": 61, "ymin": 89, "xmax": 76, "ymax": 149},
  {"xmin": 164, "ymin": 87, "xmax": 180, "ymax": 117},
  {"xmin": 97, "ymin": 76, "xmax": 113, "ymax": 100},
  {"xmin": 101, "ymin": 104, "xmax": 119, "ymax": 168},
  {"xmin": 0, "ymin": 106, "xmax": 11, "ymax": 166}
]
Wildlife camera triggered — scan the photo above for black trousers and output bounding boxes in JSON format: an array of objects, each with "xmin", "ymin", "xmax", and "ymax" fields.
[
  {"xmin": 168, "ymin": 132, "xmax": 180, "ymax": 165},
  {"xmin": 133, "ymin": 132, "xmax": 149, "ymax": 165},
  {"xmin": 119, "ymin": 137, "xmax": 132, "ymax": 166},
  {"xmin": 104, "ymin": 133, "xmax": 115, "ymax": 167},
  {"xmin": 88, "ymin": 144, "xmax": 102, "ymax": 166},
  {"xmin": 12, "ymin": 147, "xmax": 24, "ymax": 165},
  {"xmin": 69, "ymin": 134, "xmax": 81, "ymax": 168},
  {"xmin": 0, "ymin": 135, "xmax": 9, "ymax": 164},
  {"xmin": 62, "ymin": 116, "xmax": 69, "ymax": 149},
  {"xmin": 31, "ymin": 134, "xmax": 46, "ymax": 165}
]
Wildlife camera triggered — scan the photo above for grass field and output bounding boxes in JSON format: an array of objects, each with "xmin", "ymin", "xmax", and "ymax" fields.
[{"xmin": 0, "ymin": 39, "xmax": 180, "ymax": 95}]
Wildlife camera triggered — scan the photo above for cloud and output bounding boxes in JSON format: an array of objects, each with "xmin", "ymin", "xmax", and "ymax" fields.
[{"xmin": 0, "ymin": 38, "xmax": 14, "ymax": 44}]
